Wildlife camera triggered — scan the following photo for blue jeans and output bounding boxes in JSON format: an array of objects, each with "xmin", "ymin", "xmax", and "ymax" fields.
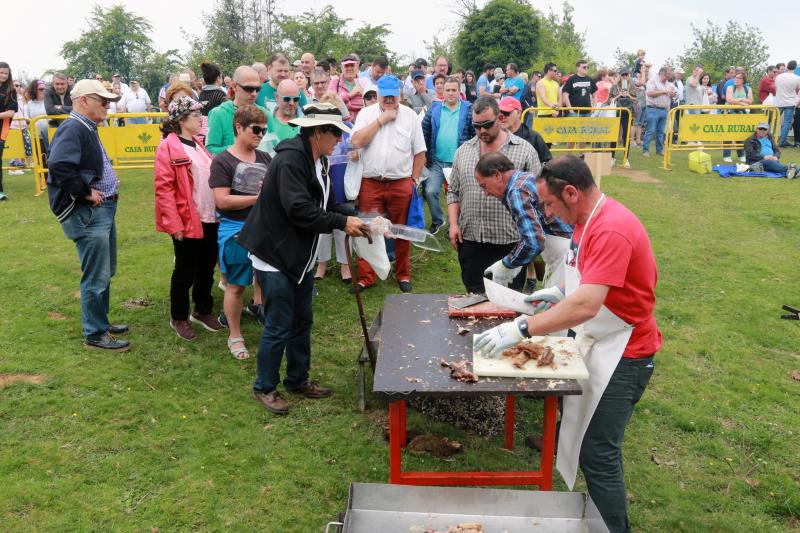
[
  {"xmin": 642, "ymin": 107, "xmax": 667, "ymax": 154},
  {"xmin": 253, "ymin": 270, "xmax": 314, "ymax": 394},
  {"xmin": 779, "ymin": 106, "xmax": 795, "ymax": 145},
  {"xmin": 423, "ymin": 161, "xmax": 449, "ymax": 226},
  {"xmin": 580, "ymin": 356, "xmax": 654, "ymax": 533},
  {"xmin": 60, "ymin": 201, "xmax": 118, "ymax": 339},
  {"xmin": 762, "ymin": 159, "xmax": 788, "ymax": 175}
]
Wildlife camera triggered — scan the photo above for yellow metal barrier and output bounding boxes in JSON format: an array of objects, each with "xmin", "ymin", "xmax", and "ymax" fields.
[
  {"xmin": 1, "ymin": 117, "xmax": 33, "ymax": 171},
  {"xmin": 29, "ymin": 112, "xmax": 167, "ymax": 194},
  {"xmin": 520, "ymin": 106, "xmax": 633, "ymax": 163},
  {"xmin": 661, "ymin": 104, "xmax": 780, "ymax": 170}
]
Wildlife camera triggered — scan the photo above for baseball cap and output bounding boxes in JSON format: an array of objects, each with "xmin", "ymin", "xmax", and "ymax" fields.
[
  {"xmin": 493, "ymin": 67, "xmax": 505, "ymax": 79},
  {"xmin": 499, "ymin": 97, "xmax": 522, "ymax": 113},
  {"xmin": 377, "ymin": 75, "xmax": 401, "ymax": 97},
  {"xmin": 410, "ymin": 69, "xmax": 426, "ymax": 80},
  {"xmin": 415, "ymin": 58, "xmax": 428, "ymax": 68},
  {"xmin": 674, "ymin": 67, "xmax": 685, "ymax": 74},
  {"xmin": 757, "ymin": 122, "xmax": 769, "ymax": 129},
  {"xmin": 341, "ymin": 53, "xmax": 360, "ymax": 66},
  {"xmin": 70, "ymin": 79, "xmax": 121, "ymax": 101},
  {"xmin": 620, "ymin": 68, "xmax": 630, "ymax": 75}
]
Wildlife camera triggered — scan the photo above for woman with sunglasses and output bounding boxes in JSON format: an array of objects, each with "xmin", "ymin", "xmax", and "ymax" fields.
[
  {"xmin": 238, "ymin": 103, "xmax": 371, "ymax": 415},
  {"xmin": 209, "ymin": 104, "xmax": 272, "ymax": 360},
  {"xmin": 0, "ymin": 62, "xmax": 19, "ymax": 201},
  {"xmin": 155, "ymin": 96, "xmax": 223, "ymax": 341}
]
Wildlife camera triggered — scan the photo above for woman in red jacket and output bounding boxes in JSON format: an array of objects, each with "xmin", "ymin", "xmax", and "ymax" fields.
[{"xmin": 154, "ymin": 96, "xmax": 223, "ymax": 340}]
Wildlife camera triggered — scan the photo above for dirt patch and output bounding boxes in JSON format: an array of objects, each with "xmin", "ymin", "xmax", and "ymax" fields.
[
  {"xmin": 613, "ymin": 167, "xmax": 663, "ymax": 184},
  {"xmin": 47, "ymin": 311, "xmax": 68, "ymax": 321},
  {"xmin": 122, "ymin": 297, "xmax": 150, "ymax": 309},
  {"xmin": 0, "ymin": 373, "xmax": 47, "ymax": 387}
]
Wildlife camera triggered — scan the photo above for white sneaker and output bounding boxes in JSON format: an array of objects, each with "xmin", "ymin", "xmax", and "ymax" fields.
[
  {"xmin": 8, "ymin": 170, "xmax": 24, "ymax": 175},
  {"xmin": 739, "ymin": 156, "xmax": 746, "ymax": 162},
  {"xmin": 723, "ymin": 157, "xmax": 733, "ymax": 163},
  {"xmin": 624, "ymin": 159, "xmax": 631, "ymax": 168},
  {"xmin": 788, "ymin": 163, "xmax": 798, "ymax": 180}
]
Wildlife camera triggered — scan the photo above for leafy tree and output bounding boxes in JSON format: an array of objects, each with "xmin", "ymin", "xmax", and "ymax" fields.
[
  {"xmin": 530, "ymin": 2, "xmax": 590, "ymax": 75},
  {"xmin": 61, "ymin": 5, "xmax": 154, "ymax": 81},
  {"xmin": 612, "ymin": 48, "xmax": 638, "ymax": 73},
  {"xmin": 677, "ymin": 20, "xmax": 769, "ymax": 81},
  {"xmin": 424, "ymin": 34, "xmax": 456, "ymax": 68},
  {"xmin": 454, "ymin": 0, "xmax": 539, "ymax": 73},
  {"xmin": 137, "ymin": 50, "xmax": 184, "ymax": 96}
]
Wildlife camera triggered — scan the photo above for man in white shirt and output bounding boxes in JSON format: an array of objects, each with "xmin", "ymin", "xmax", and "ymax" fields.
[
  {"xmin": 111, "ymin": 74, "xmax": 130, "ymax": 95},
  {"xmin": 774, "ymin": 60, "xmax": 800, "ymax": 146},
  {"xmin": 118, "ymin": 80, "xmax": 151, "ymax": 124},
  {"xmin": 351, "ymin": 75, "xmax": 426, "ymax": 293}
]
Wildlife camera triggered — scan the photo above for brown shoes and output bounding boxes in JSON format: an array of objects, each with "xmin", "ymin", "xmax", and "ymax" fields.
[
  {"xmin": 190, "ymin": 311, "xmax": 223, "ymax": 332},
  {"xmin": 289, "ymin": 380, "xmax": 332, "ymax": 399},
  {"xmin": 253, "ymin": 390, "xmax": 289, "ymax": 415},
  {"xmin": 170, "ymin": 319, "xmax": 197, "ymax": 340}
]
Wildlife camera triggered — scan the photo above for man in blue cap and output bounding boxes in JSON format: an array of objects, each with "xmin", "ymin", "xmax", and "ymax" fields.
[{"xmin": 351, "ymin": 75, "xmax": 426, "ymax": 293}]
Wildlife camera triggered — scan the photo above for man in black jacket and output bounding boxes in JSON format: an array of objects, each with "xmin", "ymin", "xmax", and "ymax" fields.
[
  {"xmin": 45, "ymin": 73, "xmax": 73, "ymax": 128},
  {"xmin": 744, "ymin": 122, "xmax": 797, "ymax": 178},
  {"xmin": 47, "ymin": 79, "xmax": 129, "ymax": 351},
  {"xmin": 239, "ymin": 103, "xmax": 371, "ymax": 414},
  {"xmin": 498, "ymin": 97, "xmax": 552, "ymax": 164}
]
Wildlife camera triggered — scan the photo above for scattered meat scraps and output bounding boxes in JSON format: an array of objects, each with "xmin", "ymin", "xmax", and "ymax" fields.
[
  {"xmin": 407, "ymin": 434, "xmax": 463, "ymax": 457},
  {"xmin": 501, "ymin": 342, "xmax": 557, "ymax": 369},
  {"xmin": 440, "ymin": 359, "xmax": 478, "ymax": 383},
  {"xmin": 424, "ymin": 523, "xmax": 483, "ymax": 533}
]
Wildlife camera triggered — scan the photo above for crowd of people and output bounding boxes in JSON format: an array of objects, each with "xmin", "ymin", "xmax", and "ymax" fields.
[{"xmin": 1, "ymin": 47, "xmax": 799, "ymax": 533}]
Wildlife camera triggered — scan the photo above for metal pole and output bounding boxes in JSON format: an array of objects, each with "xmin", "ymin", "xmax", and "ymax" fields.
[{"xmin": 344, "ymin": 235, "xmax": 377, "ymax": 372}]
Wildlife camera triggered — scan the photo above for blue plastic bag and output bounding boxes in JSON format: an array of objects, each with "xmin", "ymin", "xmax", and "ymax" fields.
[{"xmin": 407, "ymin": 185, "xmax": 425, "ymax": 229}]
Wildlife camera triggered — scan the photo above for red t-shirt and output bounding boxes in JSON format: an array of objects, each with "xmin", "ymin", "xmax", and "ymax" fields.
[
  {"xmin": 572, "ymin": 198, "xmax": 662, "ymax": 357},
  {"xmin": 758, "ymin": 76, "xmax": 776, "ymax": 102}
]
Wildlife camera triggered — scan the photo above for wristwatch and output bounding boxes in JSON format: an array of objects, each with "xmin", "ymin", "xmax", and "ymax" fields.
[{"xmin": 516, "ymin": 316, "xmax": 532, "ymax": 338}]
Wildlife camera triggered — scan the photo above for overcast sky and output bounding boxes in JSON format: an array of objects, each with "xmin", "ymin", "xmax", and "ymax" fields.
[{"xmin": 6, "ymin": 0, "xmax": 798, "ymax": 79}]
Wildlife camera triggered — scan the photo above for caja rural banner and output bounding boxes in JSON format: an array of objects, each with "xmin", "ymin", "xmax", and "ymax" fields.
[
  {"xmin": 531, "ymin": 116, "xmax": 621, "ymax": 144},
  {"xmin": 677, "ymin": 112, "xmax": 770, "ymax": 142},
  {"xmin": 46, "ymin": 122, "xmax": 162, "ymax": 162}
]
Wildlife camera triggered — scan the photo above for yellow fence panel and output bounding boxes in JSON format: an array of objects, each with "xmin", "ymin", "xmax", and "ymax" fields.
[{"xmin": 1, "ymin": 128, "xmax": 28, "ymax": 162}]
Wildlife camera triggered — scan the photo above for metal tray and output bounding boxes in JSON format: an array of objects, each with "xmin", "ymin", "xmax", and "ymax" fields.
[{"xmin": 329, "ymin": 483, "xmax": 609, "ymax": 533}]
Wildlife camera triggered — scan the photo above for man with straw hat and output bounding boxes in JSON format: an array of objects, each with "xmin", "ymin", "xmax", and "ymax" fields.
[{"xmin": 239, "ymin": 103, "xmax": 372, "ymax": 415}]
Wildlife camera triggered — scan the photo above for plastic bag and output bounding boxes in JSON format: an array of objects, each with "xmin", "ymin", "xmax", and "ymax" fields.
[
  {"xmin": 352, "ymin": 234, "xmax": 390, "ymax": 280},
  {"xmin": 407, "ymin": 186, "xmax": 425, "ymax": 229},
  {"xmin": 344, "ymin": 159, "xmax": 363, "ymax": 201}
]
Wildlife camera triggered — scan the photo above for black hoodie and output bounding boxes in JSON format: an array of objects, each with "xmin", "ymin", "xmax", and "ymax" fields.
[{"xmin": 237, "ymin": 135, "xmax": 347, "ymax": 284}]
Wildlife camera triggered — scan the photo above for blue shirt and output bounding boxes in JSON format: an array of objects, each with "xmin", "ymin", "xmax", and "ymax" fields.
[
  {"xmin": 70, "ymin": 111, "xmax": 118, "ymax": 197},
  {"xmin": 434, "ymin": 102, "xmax": 461, "ymax": 163},
  {"xmin": 503, "ymin": 76, "xmax": 525, "ymax": 101},
  {"xmin": 477, "ymin": 74, "xmax": 490, "ymax": 96},
  {"xmin": 502, "ymin": 171, "xmax": 572, "ymax": 268},
  {"xmin": 758, "ymin": 137, "xmax": 774, "ymax": 157}
]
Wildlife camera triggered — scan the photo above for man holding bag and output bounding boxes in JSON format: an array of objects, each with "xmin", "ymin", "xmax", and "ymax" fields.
[
  {"xmin": 350, "ymin": 75, "xmax": 426, "ymax": 293},
  {"xmin": 473, "ymin": 155, "xmax": 661, "ymax": 533}
]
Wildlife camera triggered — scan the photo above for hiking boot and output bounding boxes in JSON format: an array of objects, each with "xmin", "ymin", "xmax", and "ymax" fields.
[
  {"xmin": 398, "ymin": 280, "xmax": 412, "ymax": 293},
  {"xmin": 85, "ymin": 333, "xmax": 130, "ymax": 352},
  {"xmin": 787, "ymin": 163, "xmax": 798, "ymax": 180},
  {"xmin": 748, "ymin": 162, "xmax": 764, "ymax": 174},
  {"xmin": 245, "ymin": 301, "xmax": 265, "ymax": 325},
  {"xmin": 289, "ymin": 380, "xmax": 332, "ymax": 399},
  {"xmin": 429, "ymin": 222, "xmax": 442, "ymax": 235},
  {"xmin": 253, "ymin": 390, "xmax": 289, "ymax": 414},
  {"xmin": 170, "ymin": 319, "xmax": 197, "ymax": 340},
  {"xmin": 190, "ymin": 311, "xmax": 223, "ymax": 332}
]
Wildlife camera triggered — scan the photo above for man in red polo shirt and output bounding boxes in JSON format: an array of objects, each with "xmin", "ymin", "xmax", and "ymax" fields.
[
  {"xmin": 474, "ymin": 155, "xmax": 661, "ymax": 533},
  {"xmin": 759, "ymin": 65, "xmax": 778, "ymax": 103}
]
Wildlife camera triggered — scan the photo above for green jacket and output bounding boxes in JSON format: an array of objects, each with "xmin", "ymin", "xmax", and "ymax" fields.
[{"xmin": 206, "ymin": 100, "xmax": 267, "ymax": 155}]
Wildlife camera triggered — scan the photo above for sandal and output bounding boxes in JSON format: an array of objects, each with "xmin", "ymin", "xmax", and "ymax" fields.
[{"xmin": 227, "ymin": 337, "xmax": 250, "ymax": 360}]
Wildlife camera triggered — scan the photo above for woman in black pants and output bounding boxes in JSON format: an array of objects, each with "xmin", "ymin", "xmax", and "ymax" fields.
[{"xmin": 0, "ymin": 61, "xmax": 20, "ymax": 201}]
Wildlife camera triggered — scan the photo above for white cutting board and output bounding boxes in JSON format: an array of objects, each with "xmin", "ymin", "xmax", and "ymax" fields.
[{"xmin": 473, "ymin": 336, "xmax": 589, "ymax": 380}]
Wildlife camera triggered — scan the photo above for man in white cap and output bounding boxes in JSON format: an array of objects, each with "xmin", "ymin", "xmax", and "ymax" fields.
[
  {"xmin": 47, "ymin": 79, "xmax": 129, "ymax": 351},
  {"xmin": 238, "ymin": 103, "xmax": 372, "ymax": 414}
]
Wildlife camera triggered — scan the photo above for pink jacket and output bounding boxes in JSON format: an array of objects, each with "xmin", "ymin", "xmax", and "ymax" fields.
[{"xmin": 154, "ymin": 133, "xmax": 212, "ymax": 239}]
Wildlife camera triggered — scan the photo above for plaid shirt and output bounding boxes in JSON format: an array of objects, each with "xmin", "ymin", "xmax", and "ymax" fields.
[
  {"xmin": 70, "ymin": 111, "xmax": 118, "ymax": 197},
  {"xmin": 446, "ymin": 133, "xmax": 540, "ymax": 244},
  {"xmin": 502, "ymin": 171, "xmax": 573, "ymax": 268}
]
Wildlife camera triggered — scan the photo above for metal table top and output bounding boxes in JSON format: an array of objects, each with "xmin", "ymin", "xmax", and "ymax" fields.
[{"xmin": 372, "ymin": 294, "xmax": 582, "ymax": 401}]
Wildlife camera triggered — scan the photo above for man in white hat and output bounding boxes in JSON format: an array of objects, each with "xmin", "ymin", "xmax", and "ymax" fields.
[
  {"xmin": 238, "ymin": 103, "xmax": 372, "ymax": 415},
  {"xmin": 47, "ymin": 79, "xmax": 129, "ymax": 351}
]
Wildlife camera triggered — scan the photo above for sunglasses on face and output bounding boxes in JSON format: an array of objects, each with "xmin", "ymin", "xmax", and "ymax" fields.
[
  {"xmin": 248, "ymin": 124, "xmax": 267, "ymax": 136},
  {"xmin": 499, "ymin": 110, "xmax": 512, "ymax": 117},
  {"xmin": 87, "ymin": 95, "xmax": 111, "ymax": 106},
  {"xmin": 320, "ymin": 125, "xmax": 343, "ymax": 138},
  {"xmin": 279, "ymin": 95, "xmax": 300, "ymax": 103},
  {"xmin": 472, "ymin": 119, "xmax": 497, "ymax": 130},
  {"xmin": 239, "ymin": 85, "xmax": 261, "ymax": 93}
]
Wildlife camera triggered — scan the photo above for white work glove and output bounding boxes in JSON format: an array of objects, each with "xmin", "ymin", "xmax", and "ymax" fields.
[
  {"xmin": 483, "ymin": 259, "xmax": 522, "ymax": 287},
  {"xmin": 473, "ymin": 315, "xmax": 529, "ymax": 358},
  {"xmin": 523, "ymin": 286, "xmax": 565, "ymax": 312}
]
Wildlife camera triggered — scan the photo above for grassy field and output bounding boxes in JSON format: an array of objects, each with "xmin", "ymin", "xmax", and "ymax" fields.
[{"xmin": 1, "ymin": 147, "xmax": 799, "ymax": 532}]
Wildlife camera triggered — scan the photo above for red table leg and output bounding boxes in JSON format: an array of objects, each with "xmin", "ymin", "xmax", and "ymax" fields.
[
  {"xmin": 399, "ymin": 399, "xmax": 407, "ymax": 447},
  {"xmin": 504, "ymin": 395, "xmax": 515, "ymax": 450},
  {"xmin": 539, "ymin": 395, "xmax": 558, "ymax": 490},
  {"xmin": 388, "ymin": 400, "xmax": 404, "ymax": 483}
]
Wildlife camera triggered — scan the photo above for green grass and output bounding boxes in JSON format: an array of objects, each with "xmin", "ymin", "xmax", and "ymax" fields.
[{"xmin": 1, "ymin": 147, "xmax": 799, "ymax": 532}]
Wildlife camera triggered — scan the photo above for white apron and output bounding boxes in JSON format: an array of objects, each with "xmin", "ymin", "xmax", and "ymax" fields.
[
  {"xmin": 555, "ymin": 195, "xmax": 635, "ymax": 490},
  {"xmin": 540, "ymin": 234, "xmax": 571, "ymax": 289}
]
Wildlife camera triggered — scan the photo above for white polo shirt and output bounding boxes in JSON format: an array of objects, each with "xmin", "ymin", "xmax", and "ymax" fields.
[
  {"xmin": 119, "ymin": 88, "xmax": 151, "ymax": 114},
  {"xmin": 353, "ymin": 103, "xmax": 426, "ymax": 179}
]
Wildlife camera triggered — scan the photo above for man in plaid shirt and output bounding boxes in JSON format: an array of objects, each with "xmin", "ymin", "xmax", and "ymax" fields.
[
  {"xmin": 473, "ymin": 152, "xmax": 572, "ymax": 286},
  {"xmin": 446, "ymin": 96, "xmax": 540, "ymax": 293}
]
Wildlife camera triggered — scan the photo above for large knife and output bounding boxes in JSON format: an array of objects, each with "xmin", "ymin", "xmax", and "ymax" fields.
[{"xmin": 449, "ymin": 294, "xmax": 489, "ymax": 309}]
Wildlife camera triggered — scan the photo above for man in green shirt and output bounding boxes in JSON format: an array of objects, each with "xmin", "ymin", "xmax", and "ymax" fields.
[
  {"xmin": 256, "ymin": 53, "xmax": 308, "ymax": 111},
  {"xmin": 268, "ymin": 79, "xmax": 301, "ymax": 142},
  {"xmin": 206, "ymin": 65, "xmax": 266, "ymax": 155}
]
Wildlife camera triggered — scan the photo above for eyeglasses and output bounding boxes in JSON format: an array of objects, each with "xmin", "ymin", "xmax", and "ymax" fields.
[
  {"xmin": 86, "ymin": 95, "xmax": 111, "ymax": 106},
  {"xmin": 472, "ymin": 119, "xmax": 497, "ymax": 130},
  {"xmin": 238, "ymin": 85, "xmax": 261, "ymax": 93},
  {"xmin": 320, "ymin": 125, "xmax": 343, "ymax": 139},
  {"xmin": 248, "ymin": 124, "xmax": 267, "ymax": 136},
  {"xmin": 279, "ymin": 95, "xmax": 300, "ymax": 103}
]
